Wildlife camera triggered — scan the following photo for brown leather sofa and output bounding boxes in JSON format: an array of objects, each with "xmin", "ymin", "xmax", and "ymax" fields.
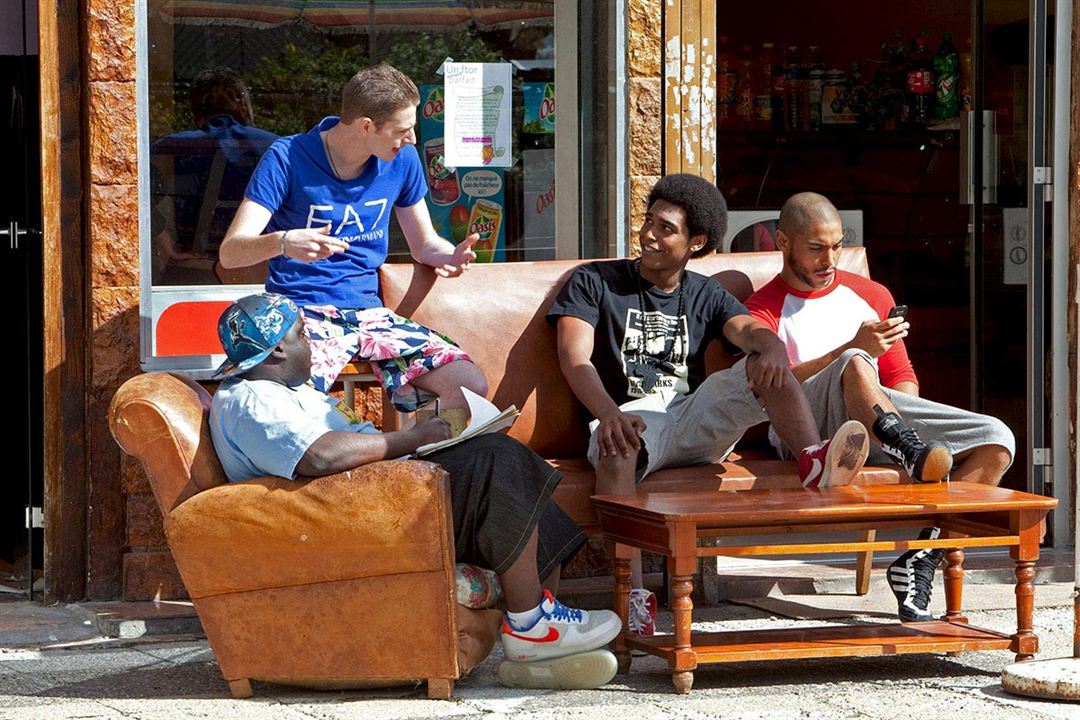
[
  {"xmin": 108, "ymin": 372, "xmax": 501, "ymax": 699},
  {"xmin": 378, "ymin": 248, "xmax": 901, "ymax": 590}
]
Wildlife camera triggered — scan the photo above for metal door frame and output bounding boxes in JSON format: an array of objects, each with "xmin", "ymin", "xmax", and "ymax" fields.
[{"xmin": 1048, "ymin": 0, "xmax": 1072, "ymax": 547}]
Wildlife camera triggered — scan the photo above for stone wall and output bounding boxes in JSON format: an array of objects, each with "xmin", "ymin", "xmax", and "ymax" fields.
[
  {"xmin": 626, "ymin": 0, "xmax": 663, "ymax": 255},
  {"xmin": 85, "ymin": 0, "xmax": 162, "ymax": 600}
]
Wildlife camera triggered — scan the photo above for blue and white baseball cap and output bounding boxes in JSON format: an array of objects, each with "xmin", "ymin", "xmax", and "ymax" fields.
[{"xmin": 212, "ymin": 293, "xmax": 301, "ymax": 380}]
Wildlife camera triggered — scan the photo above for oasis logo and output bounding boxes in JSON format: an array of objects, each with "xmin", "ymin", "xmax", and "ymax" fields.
[
  {"xmin": 535, "ymin": 178, "xmax": 556, "ymax": 214},
  {"xmin": 422, "ymin": 88, "xmax": 445, "ymax": 120},
  {"xmin": 469, "ymin": 219, "xmax": 497, "ymax": 236},
  {"xmin": 540, "ymin": 83, "xmax": 556, "ymax": 121}
]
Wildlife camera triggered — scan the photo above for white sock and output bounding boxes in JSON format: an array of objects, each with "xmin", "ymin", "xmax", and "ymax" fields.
[{"xmin": 505, "ymin": 601, "xmax": 545, "ymax": 631}]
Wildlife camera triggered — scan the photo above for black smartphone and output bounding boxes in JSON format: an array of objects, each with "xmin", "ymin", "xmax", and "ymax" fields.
[{"xmin": 887, "ymin": 305, "xmax": 908, "ymax": 319}]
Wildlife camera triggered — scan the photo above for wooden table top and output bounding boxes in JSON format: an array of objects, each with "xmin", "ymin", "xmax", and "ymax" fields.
[{"xmin": 592, "ymin": 482, "xmax": 1057, "ymax": 527}]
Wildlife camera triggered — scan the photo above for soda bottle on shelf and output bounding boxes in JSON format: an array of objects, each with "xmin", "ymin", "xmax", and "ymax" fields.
[
  {"xmin": 755, "ymin": 42, "xmax": 777, "ymax": 130},
  {"xmin": 736, "ymin": 45, "xmax": 756, "ymax": 129},
  {"xmin": 717, "ymin": 36, "xmax": 738, "ymax": 129},
  {"xmin": 808, "ymin": 45, "xmax": 825, "ymax": 131},
  {"xmin": 771, "ymin": 44, "xmax": 787, "ymax": 131},
  {"xmin": 934, "ymin": 32, "xmax": 960, "ymax": 119},
  {"xmin": 906, "ymin": 34, "xmax": 934, "ymax": 126},
  {"xmin": 885, "ymin": 29, "xmax": 910, "ymax": 123},
  {"xmin": 783, "ymin": 45, "xmax": 802, "ymax": 132}
]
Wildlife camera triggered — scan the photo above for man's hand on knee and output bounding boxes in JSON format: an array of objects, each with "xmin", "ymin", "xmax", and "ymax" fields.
[
  {"xmin": 595, "ymin": 410, "xmax": 646, "ymax": 459},
  {"xmin": 746, "ymin": 347, "xmax": 790, "ymax": 390}
]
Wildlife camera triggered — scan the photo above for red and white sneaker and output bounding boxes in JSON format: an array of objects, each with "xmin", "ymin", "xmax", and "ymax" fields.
[
  {"xmin": 501, "ymin": 590, "xmax": 622, "ymax": 662},
  {"xmin": 628, "ymin": 588, "xmax": 656, "ymax": 636},
  {"xmin": 798, "ymin": 419, "xmax": 869, "ymax": 488}
]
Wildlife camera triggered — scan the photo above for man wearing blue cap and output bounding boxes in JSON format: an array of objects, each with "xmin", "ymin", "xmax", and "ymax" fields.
[{"xmin": 208, "ymin": 292, "xmax": 621, "ymax": 690}]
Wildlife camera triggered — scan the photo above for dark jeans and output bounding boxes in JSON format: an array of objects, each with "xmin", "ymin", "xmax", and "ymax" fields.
[{"xmin": 428, "ymin": 434, "xmax": 585, "ymax": 579}]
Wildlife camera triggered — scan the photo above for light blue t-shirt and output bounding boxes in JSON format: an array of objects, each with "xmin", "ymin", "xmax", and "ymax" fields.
[
  {"xmin": 245, "ymin": 116, "xmax": 428, "ymax": 309},
  {"xmin": 209, "ymin": 377, "xmax": 377, "ymax": 483}
]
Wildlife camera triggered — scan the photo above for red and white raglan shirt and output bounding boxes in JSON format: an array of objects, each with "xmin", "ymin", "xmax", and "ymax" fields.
[{"xmin": 745, "ymin": 270, "xmax": 918, "ymax": 390}]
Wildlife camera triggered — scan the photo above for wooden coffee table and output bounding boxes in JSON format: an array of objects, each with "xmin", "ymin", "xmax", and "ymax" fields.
[{"xmin": 593, "ymin": 481, "xmax": 1057, "ymax": 693}]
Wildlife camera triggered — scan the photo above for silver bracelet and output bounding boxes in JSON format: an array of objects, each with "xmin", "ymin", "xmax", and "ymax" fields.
[{"xmin": 280, "ymin": 230, "xmax": 289, "ymax": 257}]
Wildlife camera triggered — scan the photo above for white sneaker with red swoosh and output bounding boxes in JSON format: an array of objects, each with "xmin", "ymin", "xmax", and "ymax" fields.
[{"xmin": 501, "ymin": 590, "xmax": 622, "ymax": 662}]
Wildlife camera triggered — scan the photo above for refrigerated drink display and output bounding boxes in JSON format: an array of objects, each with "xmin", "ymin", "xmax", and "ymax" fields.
[
  {"xmin": 755, "ymin": 42, "xmax": 777, "ymax": 129},
  {"xmin": 934, "ymin": 32, "xmax": 960, "ymax": 120},
  {"xmin": 717, "ymin": 36, "xmax": 739, "ymax": 128},
  {"xmin": 906, "ymin": 35, "xmax": 934, "ymax": 125},
  {"xmin": 736, "ymin": 46, "xmax": 756, "ymax": 129},
  {"xmin": 783, "ymin": 45, "xmax": 802, "ymax": 131},
  {"xmin": 808, "ymin": 45, "xmax": 825, "ymax": 131},
  {"xmin": 821, "ymin": 69, "xmax": 856, "ymax": 125}
]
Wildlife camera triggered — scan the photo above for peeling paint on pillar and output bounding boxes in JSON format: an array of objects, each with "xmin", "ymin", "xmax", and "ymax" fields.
[
  {"xmin": 684, "ymin": 86, "xmax": 700, "ymax": 165},
  {"xmin": 682, "ymin": 43, "xmax": 696, "ymax": 84},
  {"xmin": 699, "ymin": 34, "xmax": 717, "ymax": 176},
  {"xmin": 665, "ymin": 32, "xmax": 683, "ymax": 160}
]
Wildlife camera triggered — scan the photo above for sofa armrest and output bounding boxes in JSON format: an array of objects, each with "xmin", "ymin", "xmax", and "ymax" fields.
[{"xmin": 165, "ymin": 459, "xmax": 456, "ymax": 599}]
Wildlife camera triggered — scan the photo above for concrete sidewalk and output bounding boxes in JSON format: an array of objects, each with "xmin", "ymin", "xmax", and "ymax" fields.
[{"xmin": 2, "ymin": 581, "xmax": 1078, "ymax": 719}]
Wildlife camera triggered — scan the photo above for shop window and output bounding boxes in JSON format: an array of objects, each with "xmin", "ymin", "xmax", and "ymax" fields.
[{"xmin": 138, "ymin": 1, "xmax": 605, "ymax": 375}]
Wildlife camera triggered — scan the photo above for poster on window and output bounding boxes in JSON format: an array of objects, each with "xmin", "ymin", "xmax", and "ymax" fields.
[
  {"xmin": 442, "ymin": 62, "xmax": 512, "ymax": 168},
  {"xmin": 522, "ymin": 149, "xmax": 555, "ymax": 259},
  {"xmin": 522, "ymin": 82, "xmax": 556, "ymax": 134},
  {"xmin": 420, "ymin": 84, "xmax": 506, "ymax": 263}
]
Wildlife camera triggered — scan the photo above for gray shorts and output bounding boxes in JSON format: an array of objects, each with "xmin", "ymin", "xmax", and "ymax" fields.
[
  {"xmin": 588, "ymin": 357, "xmax": 769, "ymax": 482},
  {"xmin": 773, "ymin": 349, "xmax": 1016, "ymax": 468}
]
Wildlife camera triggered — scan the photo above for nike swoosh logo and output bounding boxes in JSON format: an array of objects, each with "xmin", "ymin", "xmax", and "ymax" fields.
[
  {"xmin": 803, "ymin": 458, "xmax": 823, "ymax": 488},
  {"xmin": 503, "ymin": 627, "xmax": 561, "ymax": 643}
]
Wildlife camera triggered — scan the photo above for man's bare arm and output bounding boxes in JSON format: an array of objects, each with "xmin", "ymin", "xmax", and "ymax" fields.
[
  {"xmin": 219, "ymin": 198, "xmax": 347, "ymax": 268},
  {"xmin": 395, "ymin": 201, "xmax": 478, "ymax": 277},
  {"xmin": 790, "ymin": 316, "xmax": 909, "ymax": 383},
  {"xmin": 722, "ymin": 315, "xmax": 790, "ymax": 389},
  {"xmin": 556, "ymin": 315, "xmax": 645, "ymax": 458},
  {"xmin": 294, "ymin": 417, "xmax": 450, "ymax": 477}
]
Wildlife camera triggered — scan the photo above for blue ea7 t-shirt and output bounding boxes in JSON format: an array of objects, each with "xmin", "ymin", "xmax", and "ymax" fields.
[{"xmin": 245, "ymin": 116, "xmax": 428, "ymax": 308}]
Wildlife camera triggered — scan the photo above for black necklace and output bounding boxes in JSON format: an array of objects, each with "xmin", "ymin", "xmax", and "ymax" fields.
[
  {"xmin": 322, "ymin": 131, "xmax": 342, "ymax": 179},
  {"xmin": 631, "ymin": 259, "xmax": 685, "ymax": 392},
  {"xmin": 630, "ymin": 259, "xmax": 682, "ymax": 362}
]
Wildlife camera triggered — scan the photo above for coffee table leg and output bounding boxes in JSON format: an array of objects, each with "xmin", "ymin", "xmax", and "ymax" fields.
[
  {"xmin": 613, "ymin": 542, "xmax": 633, "ymax": 674},
  {"xmin": 669, "ymin": 549, "xmax": 696, "ymax": 694},
  {"xmin": 1011, "ymin": 510, "xmax": 1041, "ymax": 661},
  {"xmin": 944, "ymin": 546, "xmax": 966, "ymax": 623}
]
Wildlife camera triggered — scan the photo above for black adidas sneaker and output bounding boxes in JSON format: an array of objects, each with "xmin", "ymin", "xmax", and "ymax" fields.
[
  {"xmin": 872, "ymin": 404, "xmax": 953, "ymax": 483},
  {"xmin": 887, "ymin": 527, "xmax": 944, "ymax": 622}
]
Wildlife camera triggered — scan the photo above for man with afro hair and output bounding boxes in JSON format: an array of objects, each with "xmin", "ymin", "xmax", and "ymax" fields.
[{"xmin": 547, "ymin": 174, "xmax": 869, "ymax": 637}]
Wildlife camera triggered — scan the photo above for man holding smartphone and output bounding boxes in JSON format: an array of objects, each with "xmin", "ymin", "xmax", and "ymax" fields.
[{"xmin": 746, "ymin": 192, "xmax": 1015, "ymax": 623}]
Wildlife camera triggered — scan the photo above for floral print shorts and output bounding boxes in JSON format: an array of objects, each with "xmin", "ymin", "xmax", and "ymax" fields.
[{"xmin": 301, "ymin": 305, "xmax": 472, "ymax": 412}]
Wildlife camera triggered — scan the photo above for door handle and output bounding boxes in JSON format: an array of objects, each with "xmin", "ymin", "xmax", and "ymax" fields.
[{"xmin": 0, "ymin": 220, "xmax": 38, "ymax": 250}]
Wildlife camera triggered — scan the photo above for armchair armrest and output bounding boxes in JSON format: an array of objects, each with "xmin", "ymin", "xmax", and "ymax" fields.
[{"xmin": 166, "ymin": 459, "xmax": 455, "ymax": 599}]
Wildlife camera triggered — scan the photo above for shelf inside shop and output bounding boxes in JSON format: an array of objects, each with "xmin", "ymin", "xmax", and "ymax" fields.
[{"xmin": 715, "ymin": 126, "xmax": 960, "ymax": 148}]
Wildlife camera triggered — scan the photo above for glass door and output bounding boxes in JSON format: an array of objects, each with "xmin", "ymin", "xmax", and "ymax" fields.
[
  {"xmin": 0, "ymin": 0, "xmax": 43, "ymax": 599},
  {"xmin": 712, "ymin": 0, "xmax": 1065, "ymax": 506},
  {"xmin": 967, "ymin": 0, "xmax": 1052, "ymax": 499},
  {"xmin": 714, "ymin": 2, "xmax": 976, "ymax": 436}
]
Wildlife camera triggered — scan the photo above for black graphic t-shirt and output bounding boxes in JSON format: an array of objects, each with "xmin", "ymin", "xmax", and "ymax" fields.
[{"xmin": 547, "ymin": 259, "xmax": 748, "ymax": 410}]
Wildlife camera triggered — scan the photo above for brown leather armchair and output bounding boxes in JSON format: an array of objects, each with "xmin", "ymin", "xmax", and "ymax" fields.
[{"xmin": 108, "ymin": 371, "xmax": 500, "ymax": 699}]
